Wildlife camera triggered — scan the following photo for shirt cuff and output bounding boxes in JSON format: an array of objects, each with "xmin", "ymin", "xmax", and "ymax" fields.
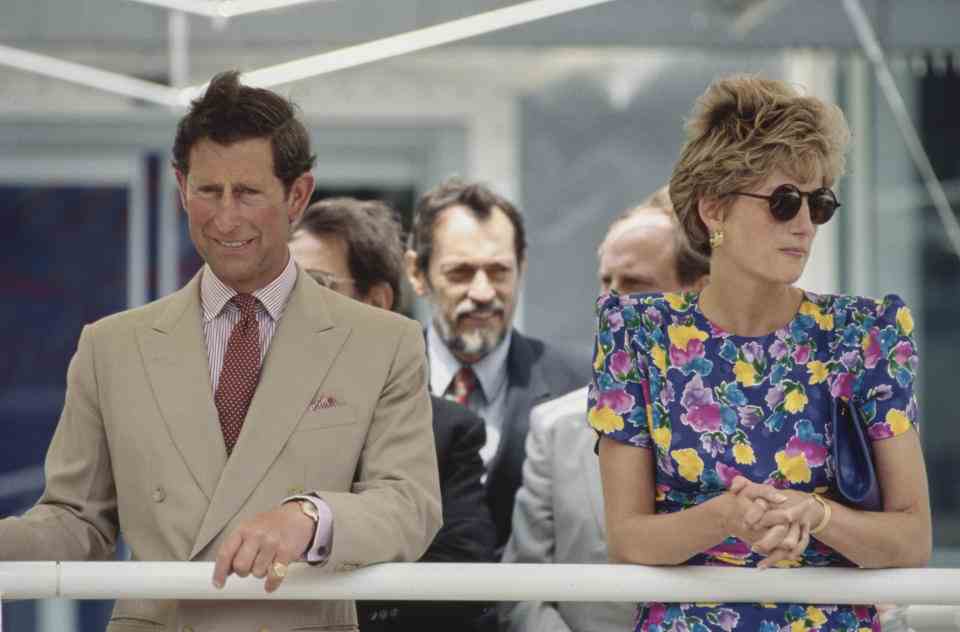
[{"xmin": 283, "ymin": 494, "xmax": 334, "ymax": 564}]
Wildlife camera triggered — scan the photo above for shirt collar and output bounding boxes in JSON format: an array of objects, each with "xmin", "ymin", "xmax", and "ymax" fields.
[
  {"xmin": 200, "ymin": 252, "xmax": 298, "ymax": 322},
  {"xmin": 427, "ymin": 322, "xmax": 512, "ymax": 399}
]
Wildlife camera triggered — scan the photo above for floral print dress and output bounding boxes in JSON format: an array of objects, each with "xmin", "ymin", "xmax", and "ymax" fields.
[{"xmin": 588, "ymin": 290, "xmax": 919, "ymax": 632}]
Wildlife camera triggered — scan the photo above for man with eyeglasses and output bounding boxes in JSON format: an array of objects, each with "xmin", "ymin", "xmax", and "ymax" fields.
[{"xmin": 289, "ymin": 196, "xmax": 497, "ymax": 631}]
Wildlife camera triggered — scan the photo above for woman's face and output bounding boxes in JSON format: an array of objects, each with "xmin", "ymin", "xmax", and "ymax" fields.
[{"xmin": 709, "ymin": 167, "xmax": 825, "ymax": 286}]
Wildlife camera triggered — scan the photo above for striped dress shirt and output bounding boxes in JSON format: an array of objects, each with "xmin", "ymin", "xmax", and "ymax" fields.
[
  {"xmin": 200, "ymin": 256, "xmax": 297, "ymax": 392},
  {"xmin": 198, "ymin": 255, "xmax": 332, "ymax": 562}
]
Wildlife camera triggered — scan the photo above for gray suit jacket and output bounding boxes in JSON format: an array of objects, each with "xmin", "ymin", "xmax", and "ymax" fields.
[
  {"xmin": 0, "ymin": 269, "xmax": 442, "ymax": 632},
  {"xmin": 499, "ymin": 387, "xmax": 635, "ymax": 632}
]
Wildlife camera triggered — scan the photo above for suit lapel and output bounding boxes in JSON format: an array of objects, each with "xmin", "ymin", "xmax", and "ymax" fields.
[
  {"xmin": 138, "ymin": 273, "xmax": 226, "ymax": 502},
  {"xmin": 190, "ymin": 271, "xmax": 350, "ymax": 558}
]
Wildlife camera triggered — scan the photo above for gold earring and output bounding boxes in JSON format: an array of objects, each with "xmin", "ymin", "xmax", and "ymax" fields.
[{"xmin": 709, "ymin": 229, "xmax": 725, "ymax": 250}]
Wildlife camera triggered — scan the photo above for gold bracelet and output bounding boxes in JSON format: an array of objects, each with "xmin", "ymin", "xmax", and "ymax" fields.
[{"xmin": 809, "ymin": 493, "xmax": 832, "ymax": 535}]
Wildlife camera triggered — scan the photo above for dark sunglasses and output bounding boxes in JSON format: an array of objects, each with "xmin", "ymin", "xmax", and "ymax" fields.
[{"xmin": 727, "ymin": 184, "xmax": 841, "ymax": 225}]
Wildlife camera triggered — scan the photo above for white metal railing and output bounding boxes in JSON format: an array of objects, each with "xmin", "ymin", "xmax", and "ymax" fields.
[
  {"xmin": 0, "ymin": 562, "xmax": 959, "ymax": 605},
  {"xmin": 3, "ymin": 563, "xmax": 958, "ymax": 630}
]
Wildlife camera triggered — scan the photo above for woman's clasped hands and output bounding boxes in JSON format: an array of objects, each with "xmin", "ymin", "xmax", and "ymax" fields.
[{"xmin": 723, "ymin": 476, "xmax": 827, "ymax": 569}]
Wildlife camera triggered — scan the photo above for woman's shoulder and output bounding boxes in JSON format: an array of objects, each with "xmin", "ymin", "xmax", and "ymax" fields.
[
  {"xmin": 802, "ymin": 291, "xmax": 912, "ymax": 329},
  {"xmin": 595, "ymin": 290, "xmax": 699, "ymax": 321}
]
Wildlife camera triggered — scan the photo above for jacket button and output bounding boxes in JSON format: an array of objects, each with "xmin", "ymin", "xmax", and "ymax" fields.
[{"xmin": 152, "ymin": 487, "xmax": 166, "ymax": 503}]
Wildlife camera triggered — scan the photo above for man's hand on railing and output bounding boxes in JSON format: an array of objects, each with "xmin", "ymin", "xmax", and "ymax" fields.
[{"xmin": 212, "ymin": 502, "xmax": 316, "ymax": 593}]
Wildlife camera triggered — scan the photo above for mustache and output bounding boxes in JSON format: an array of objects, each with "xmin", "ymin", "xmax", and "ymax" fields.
[{"xmin": 454, "ymin": 299, "xmax": 505, "ymax": 321}]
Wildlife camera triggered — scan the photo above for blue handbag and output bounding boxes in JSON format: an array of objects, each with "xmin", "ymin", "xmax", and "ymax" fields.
[{"xmin": 831, "ymin": 398, "xmax": 882, "ymax": 511}]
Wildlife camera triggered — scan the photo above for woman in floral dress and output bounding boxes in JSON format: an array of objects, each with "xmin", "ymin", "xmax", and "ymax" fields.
[{"xmin": 589, "ymin": 76, "xmax": 931, "ymax": 632}]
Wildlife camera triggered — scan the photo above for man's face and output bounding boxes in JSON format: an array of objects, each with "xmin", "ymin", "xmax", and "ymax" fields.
[
  {"xmin": 176, "ymin": 137, "xmax": 314, "ymax": 294},
  {"xmin": 412, "ymin": 205, "xmax": 522, "ymax": 364},
  {"xmin": 288, "ymin": 230, "xmax": 360, "ymax": 299},
  {"xmin": 599, "ymin": 211, "xmax": 683, "ymax": 295}
]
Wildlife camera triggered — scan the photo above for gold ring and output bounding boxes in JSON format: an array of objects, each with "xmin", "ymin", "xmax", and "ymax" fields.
[{"xmin": 271, "ymin": 561, "xmax": 288, "ymax": 578}]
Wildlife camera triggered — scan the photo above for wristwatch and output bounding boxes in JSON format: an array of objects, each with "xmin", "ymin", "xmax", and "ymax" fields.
[{"xmin": 295, "ymin": 498, "xmax": 320, "ymax": 525}]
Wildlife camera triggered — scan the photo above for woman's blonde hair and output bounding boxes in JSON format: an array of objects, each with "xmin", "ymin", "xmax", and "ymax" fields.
[{"xmin": 669, "ymin": 75, "xmax": 851, "ymax": 257}]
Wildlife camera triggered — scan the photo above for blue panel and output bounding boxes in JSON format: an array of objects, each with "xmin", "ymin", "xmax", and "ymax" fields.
[{"xmin": 1, "ymin": 185, "xmax": 129, "ymax": 632}]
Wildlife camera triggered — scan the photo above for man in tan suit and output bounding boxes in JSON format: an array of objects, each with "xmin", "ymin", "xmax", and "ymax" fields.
[{"xmin": 0, "ymin": 71, "xmax": 441, "ymax": 632}]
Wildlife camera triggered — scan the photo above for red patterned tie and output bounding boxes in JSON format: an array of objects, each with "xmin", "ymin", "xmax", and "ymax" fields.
[
  {"xmin": 215, "ymin": 294, "xmax": 261, "ymax": 455},
  {"xmin": 445, "ymin": 366, "xmax": 477, "ymax": 407}
]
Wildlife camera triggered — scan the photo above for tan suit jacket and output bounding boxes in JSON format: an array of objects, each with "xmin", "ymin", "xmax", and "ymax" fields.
[{"xmin": 0, "ymin": 268, "xmax": 442, "ymax": 632}]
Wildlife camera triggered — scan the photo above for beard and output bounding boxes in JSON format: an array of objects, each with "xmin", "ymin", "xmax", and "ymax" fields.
[{"xmin": 433, "ymin": 298, "xmax": 509, "ymax": 360}]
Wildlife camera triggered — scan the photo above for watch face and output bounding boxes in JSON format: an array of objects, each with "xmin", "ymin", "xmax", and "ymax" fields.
[{"xmin": 301, "ymin": 500, "xmax": 320, "ymax": 522}]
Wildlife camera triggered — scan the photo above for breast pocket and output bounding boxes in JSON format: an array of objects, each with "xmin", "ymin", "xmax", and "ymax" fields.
[
  {"xmin": 287, "ymin": 404, "xmax": 364, "ymax": 493},
  {"xmin": 297, "ymin": 404, "xmax": 356, "ymax": 431}
]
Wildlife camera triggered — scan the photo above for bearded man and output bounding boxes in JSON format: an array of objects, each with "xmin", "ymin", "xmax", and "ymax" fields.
[{"xmin": 406, "ymin": 178, "xmax": 588, "ymax": 548}]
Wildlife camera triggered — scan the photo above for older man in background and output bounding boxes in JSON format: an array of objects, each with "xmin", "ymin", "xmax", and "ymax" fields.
[
  {"xmin": 500, "ymin": 189, "xmax": 709, "ymax": 632},
  {"xmin": 406, "ymin": 178, "xmax": 590, "ymax": 551}
]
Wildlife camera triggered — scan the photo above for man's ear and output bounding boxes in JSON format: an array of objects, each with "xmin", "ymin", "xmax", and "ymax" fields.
[
  {"xmin": 405, "ymin": 250, "xmax": 429, "ymax": 297},
  {"xmin": 698, "ymin": 197, "xmax": 726, "ymax": 234},
  {"xmin": 363, "ymin": 282, "xmax": 395, "ymax": 312},
  {"xmin": 174, "ymin": 170, "xmax": 189, "ymax": 211},
  {"xmin": 286, "ymin": 172, "xmax": 316, "ymax": 225}
]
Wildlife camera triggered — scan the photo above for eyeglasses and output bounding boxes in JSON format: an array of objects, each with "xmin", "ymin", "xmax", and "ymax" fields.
[
  {"xmin": 306, "ymin": 269, "xmax": 355, "ymax": 291},
  {"xmin": 726, "ymin": 184, "xmax": 841, "ymax": 225}
]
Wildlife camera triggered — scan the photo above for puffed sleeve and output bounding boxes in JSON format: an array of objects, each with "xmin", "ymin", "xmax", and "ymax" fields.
[
  {"xmin": 855, "ymin": 294, "xmax": 919, "ymax": 440},
  {"xmin": 587, "ymin": 292, "xmax": 653, "ymax": 448}
]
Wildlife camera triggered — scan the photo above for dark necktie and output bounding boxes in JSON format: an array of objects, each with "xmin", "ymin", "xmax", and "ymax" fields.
[
  {"xmin": 445, "ymin": 366, "xmax": 478, "ymax": 407},
  {"xmin": 214, "ymin": 294, "xmax": 261, "ymax": 455}
]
